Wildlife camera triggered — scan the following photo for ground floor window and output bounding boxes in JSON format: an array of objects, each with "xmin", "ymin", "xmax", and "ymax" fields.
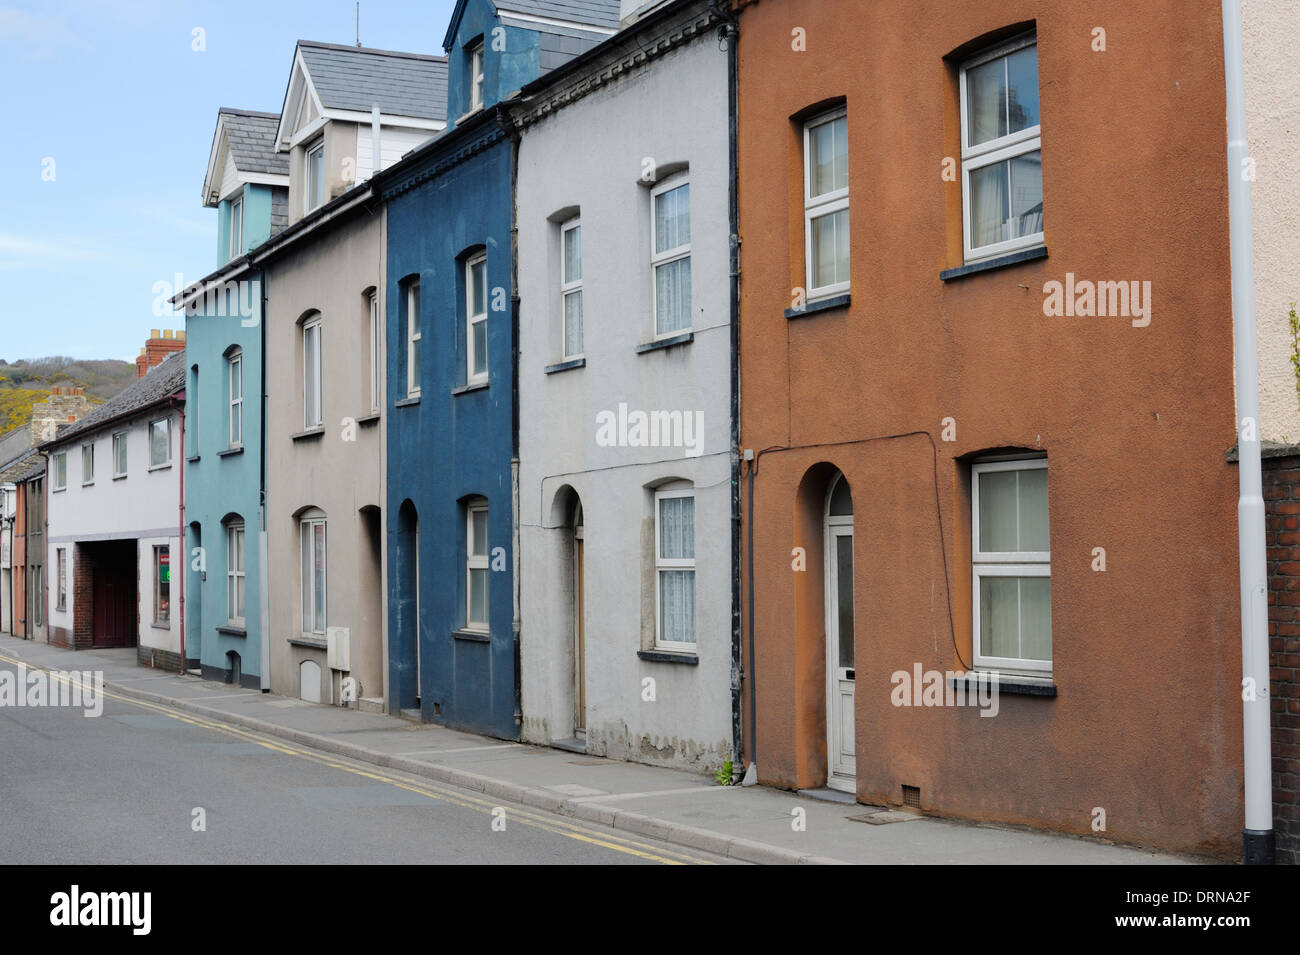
[{"xmin": 153, "ymin": 545, "xmax": 170, "ymax": 625}]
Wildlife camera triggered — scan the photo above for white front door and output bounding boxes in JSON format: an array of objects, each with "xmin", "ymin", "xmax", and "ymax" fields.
[{"xmin": 826, "ymin": 524, "xmax": 856, "ymax": 790}]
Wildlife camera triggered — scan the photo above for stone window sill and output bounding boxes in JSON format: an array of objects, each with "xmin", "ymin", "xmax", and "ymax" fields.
[
  {"xmin": 452, "ymin": 629, "xmax": 490, "ymax": 643},
  {"xmin": 290, "ymin": 427, "xmax": 324, "ymax": 442},
  {"xmin": 395, "ymin": 396, "xmax": 421, "ymax": 408},
  {"xmin": 148, "ymin": 462, "xmax": 173, "ymax": 472},
  {"xmin": 939, "ymin": 246, "xmax": 1048, "ymax": 282},
  {"xmin": 636, "ymin": 332, "xmax": 693, "ymax": 355},
  {"xmin": 289, "ymin": 636, "xmax": 326, "ymax": 650},
  {"xmin": 216, "ymin": 625, "xmax": 247, "ymax": 637},
  {"xmin": 946, "ymin": 673, "xmax": 1057, "ymax": 697},
  {"xmin": 218, "ymin": 446, "xmax": 244, "ymax": 457},
  {"xmin": 637, "ymin": 649, "xmax": 699, "ymax": 665},
  {"xmin": 786, "ymin": 293, "xmax": 850, "ymax": 319},
  {"xmin": 355, "ymin": 412, "xmax": 381, "ymax": 426},
  {"xmin": 452, "ymin": 381, "xmax": 489, "ymax": 396},
  {"xmin": 544, "ymin": 357, "xmax": 586, "ymax": 375}
]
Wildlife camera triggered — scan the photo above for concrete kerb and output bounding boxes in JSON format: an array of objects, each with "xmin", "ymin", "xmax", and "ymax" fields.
[{"xmin": 93, "ymin": 672, "xmax": 833, "ymax": 865}]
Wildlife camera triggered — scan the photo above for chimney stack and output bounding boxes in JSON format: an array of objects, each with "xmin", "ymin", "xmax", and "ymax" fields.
[{"xmin": 137, "ymin": 328, "xmax": 186, "ymax": 378}]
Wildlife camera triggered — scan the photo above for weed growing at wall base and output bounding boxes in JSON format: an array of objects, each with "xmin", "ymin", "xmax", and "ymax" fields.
[{"xmin": 0, "ymin": 664, "xmax": 103, "ymax": 717}]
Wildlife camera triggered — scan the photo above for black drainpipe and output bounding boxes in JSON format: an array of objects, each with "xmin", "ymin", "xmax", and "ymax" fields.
[{"xmin": 712, "ymin": 0, "xmax": 745, "ymax": 776}]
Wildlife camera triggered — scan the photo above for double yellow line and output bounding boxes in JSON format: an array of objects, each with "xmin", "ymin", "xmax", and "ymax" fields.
[{"xmin": 0, "ymin": 652, "xmax": 715, "ymax": 865}]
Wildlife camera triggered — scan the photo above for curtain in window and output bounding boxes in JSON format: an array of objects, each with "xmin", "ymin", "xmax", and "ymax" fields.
[
  {"xmin": 655, "ymin": 257, "xmax": 691, "ymax": 334},
  {"xmin": 564, "ymin": 291, "xmax": 583, "ymax": 356},
  {"xmin": 660, "ymin": 570, "xmax": 695, "ymax": 644}
]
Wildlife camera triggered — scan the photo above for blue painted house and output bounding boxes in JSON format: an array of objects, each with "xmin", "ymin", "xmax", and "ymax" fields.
[
  {"xmin": 179, "ymin": 108, "xmax": 288, "ymax": 687},
  {"xmin": 382, "ymin": 0, "xmax": 617, "ymax": 737}
]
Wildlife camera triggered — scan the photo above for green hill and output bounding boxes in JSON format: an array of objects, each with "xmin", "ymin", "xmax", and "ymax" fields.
[{"xmin": 0, "ymin": 356, "xmax": 135, "ymax": 437}]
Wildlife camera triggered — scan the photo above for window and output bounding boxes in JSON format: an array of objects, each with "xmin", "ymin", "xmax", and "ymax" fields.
[
  {"xmin": 81, "ymin": 443, "xmax": 94, "ymax": 485},
  {"xmin": 466, "ymin": 253, "xmax": 488, "ymax": 384},
  {"xmin": 406, "ymin": 279, "xmax": 421, "ymax": 397},
  {"xmin": 303, "ymin": 316, "xmax": 322, "ymax": 428},
  {"xmin": 149, "ymin": 418, "xmax": 171, "ymax": 467},
  {"xmin": 469, "ymin": 40, "xmax": 484, "ymax": 111},
  {"xmin": 189, "ymin": 366, "xmax": 199, "ymax": 455},
  {"xmin": 154, "ymin": 545, "xmax": 171, "ymax": 625},
  {"xmin": 803, "ymin": 108, "xmax": 849, "ymax": 299},
  {"xmin": 368, "ymin": 290, "xmax": 381, "ymax": 411},
  {"xmin": 52, "ymin": 451, "xmax": 66, "ymax": 490},
  {"xmin": 959, "ymin": 32, "xmax": 1043, "ymax": 261},
  {"xmin": 226, "ymin": 520, "xmax": 246, "ymax": 627},
  {"xmin": 300, "ymin": 515, "xmax": 327, "ymax": 634},
  {"xmin": 651, "ymin": 179, "xmax": 691, "ymax": 336},
  {"xmin": 56, "ymin": 548, "xmax": 67, "ymax": 611},
  {"xmin": 654, "ymin": 490, "xmax": 695, "ymax": 649},
  {"xmin": 306, "ymin": 141, "xmax": 325, "ymax": 213},
  {"xmin": 466, "ymin": 499, "xmax": 489, "ymax": 631},
  {"xmin": 113, "ymin": 432, "xmax": 127, "ymax": 477},
  {"xmin": 229, "ymin": 196, "xmax": 243, "ymax": 259},
  {"xmin": 971, "ymin": 456, "xmax": 1051, "ymax": 675},
  {"xmin": 561, "ymin": 218, "xmax": 583, "ymax": 359},
  {"xmin": 228, "ymin": 349, "xmax": 243, "ymax": 447}
]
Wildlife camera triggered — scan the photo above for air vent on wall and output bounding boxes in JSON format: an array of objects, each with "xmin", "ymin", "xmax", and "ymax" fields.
[{"xmin": 902, "ymin": 785, "xmax": 921, "ymax": 809}]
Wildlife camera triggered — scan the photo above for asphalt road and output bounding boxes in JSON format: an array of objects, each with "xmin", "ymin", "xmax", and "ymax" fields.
[{"xmin": 0, "ymin": 658, "xmax": 725, "ymax": 865}]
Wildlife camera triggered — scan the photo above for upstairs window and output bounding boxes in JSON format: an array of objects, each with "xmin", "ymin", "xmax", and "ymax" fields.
[
  {"xmin": 959, "ymin": 32, "xmax": 1043, "ymax": 261},
  {"xmin": 466, "ymin": 253, "xmax": 488, "ymax": 384},
  {"xmin": 367, "ymin": 290, "xmax": 381, "ymax": 412},
  {"xmin": 469, "ymin": 40, "xmax": 485, "ymax": 111},
  {"xmin": 306, "ymin": 141, "xmax": 325, "ymax": 213},
  {"xmin": 149, "ymin": 418, "xmax": 171, "ymax": 467},
  {"xmin": 112, "ymin": 432, "xmax": 127, "ymax": 477},
  {"xmin": 406, "ymin": 279, "xmax": 422, "ymax": 397},
  {"xmin": 228, "ymin": 349, "xmax": 243, "ymax": 448},
  {"xmin": 81, "ymin": 443, "xmax": 94, "ymax": 485},
  {"xmin": 52, "ymin": 452, "xmax": 66, "ymax": 491},
  {"xmin": 651, "ymin": 178, "xmax": 691, "ymax": 337},
  {"xmin": 803, "ymin": 108, "xmax": 849, "ymax": 300},
  {"xmin": 561, "ymin": 218, "xmax": 583, "ymax": 359},
  {"xmin": 302, "ymin": 316, "xmax": 322, "ymax": 429},
  {"xmin": 229, "ymin": 196, "xmax": 243, "ymax": 259}
]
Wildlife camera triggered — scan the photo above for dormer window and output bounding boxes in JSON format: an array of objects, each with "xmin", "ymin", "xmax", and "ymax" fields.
[
  {"xmin": 306, "ymin": 140, "xmax": 325, "ymax": 212},
  {"xmin": 469, "ymin": 40, "xmax": 484, "ymax": 111},
  {"xmin": 229, "ymin": 196, "xmax": 243, "ymax": 259}
]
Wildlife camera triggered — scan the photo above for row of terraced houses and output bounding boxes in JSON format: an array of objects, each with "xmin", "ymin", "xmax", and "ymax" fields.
[{"xmin": 5, "ymin": 0, "xmax": 1299, "ymax": 861}]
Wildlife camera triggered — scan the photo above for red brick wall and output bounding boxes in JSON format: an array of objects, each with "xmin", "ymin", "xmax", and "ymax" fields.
[
  {"xmin": 136, "ymin": 334, "xmax": 185, "ymax": 378},
  {"xmin": 1263, "ymin": 455, "xmax": 1300, "ymax": 865}
]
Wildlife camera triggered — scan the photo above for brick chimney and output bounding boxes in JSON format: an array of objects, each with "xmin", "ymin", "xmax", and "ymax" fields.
[
  {"xmin": 29, "ymin": 386, "xmax": 93, "ymax": 445},
  {"xmin": 137, "ymin": 328, "xmax": 186, "ymax": 378}
]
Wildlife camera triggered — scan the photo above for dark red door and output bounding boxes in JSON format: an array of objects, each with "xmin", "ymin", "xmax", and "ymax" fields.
[{"xmin": 92, "ymin": 571, "xmax": 132, "ymax": 648}]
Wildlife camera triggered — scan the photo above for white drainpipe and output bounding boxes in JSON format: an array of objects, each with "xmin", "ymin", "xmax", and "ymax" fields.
[{"xmin": 1222, "ymin": 0, "xmax": 1274, "ymax": 864}]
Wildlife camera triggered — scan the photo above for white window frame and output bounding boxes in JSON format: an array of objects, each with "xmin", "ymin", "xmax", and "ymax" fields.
[
  {"xmin": 803, "ymin": 107, "xmax": 850, "ymax": 301},
  {"xmin": 189, "ymin": 367, "xmax": 199, "ymax": 455},
  {"xmin": 466, "ymin": 499, "xmax": 489, "ymax": 632},
  {"xmin": 300, "ymin": 516, "xmax": 327, "ymax": 635},
  {"xmin": 469, "ymin": 41, "xmax": 485, "ymax": 111},
  {"xmin": 303, "ymin": 316, "xmax": 322, "ymax": 429},
  {"xmin": 368, "ymin": 290, "xmax": 381, "ymax": 412},
  {"xmin": 226, "ymin": 520, "xmax": 246, "ymax": 627},
  {"xmin": 306, "ymin": 140, "xmax": 325, "ymax": 213},
  {"xmin": 56, "ymin": 547, "xmax": 67, "ymax": 611},
  {"xmin": 228, "ymin": 349, "xmax": 243, "ymax": 448},
  {"xmin": 958, "ymin": 31, "xmax": 1043, "ymax": 263},
  {"xmin": 81, "ymin": 443, "xmax": 94, "ymax": 485},
  {"xmin": 406, "ymin": 279, "xmax": 421, "ymax": 397},
  {"xmin": 149, "ymin": 418, "xmax": 171, "ymax": 468},
  {"xmin": 229, "ymin": 195, "xmax": 243, "ymax": 259},
  {"xmin": 560, "ymin": 217, "xmax": 583, "ymax": 360},
  {"xmin": 466, "ymin": 253, "xmax": 488, "ymax": 385},
  {"xmin": 52, "ymin": 451, "xmax": 66, "ymax": 491},
  {"xmin": 112, "ymin": 432, "xmax": 127, "ymax": 478},
  {"xmin": 650, "ymin": 176, "xmax": 692, "ymax": 339},
  {"xmin": 154, "ymin": 544, "xmax": 170, "ymax": 626},
  {"xmin": 653, "ymin": 488, "xmax": 696, "ymax": 651},
  {"xmin": 971, "ymin": 456, "xmax": 1051, "ymax": 676}
]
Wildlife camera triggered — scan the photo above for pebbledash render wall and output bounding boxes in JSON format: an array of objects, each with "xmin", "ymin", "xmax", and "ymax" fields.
[
  {"xmin": 736, "ymin": 0, "xmax": 1242, "ymax": 857},
  {"xmin": 264, "ymin": 202, "xmax": 387, "ymax": 709},
  {"xmin": 1260, "ymin": 447, "xmax": 1300, "ymax": 865},
  {"xmin": 515, "ymin": 1, "xmax": 734, "ymax": 769},
  {"xmin": 1243, "ymin": 0, "xmax": 1300, "ymax": 442}
]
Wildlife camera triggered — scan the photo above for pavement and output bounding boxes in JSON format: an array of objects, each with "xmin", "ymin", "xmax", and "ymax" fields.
[{"xmin": 0, "ymin": 633, "xmax": 1198, "ymax": 865}]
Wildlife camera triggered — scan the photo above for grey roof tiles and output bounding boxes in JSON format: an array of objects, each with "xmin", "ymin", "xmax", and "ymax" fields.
[
  {"xmin": 45, "ymin": 352, "xmax": 187, "ymax": 448},
  {"xmin": 219, "ymin": 109, "xmax": 289, "ymax": 177},
  {"xmin": 298, "ymin": 41, "xmax": 449, "ymax": 121}
]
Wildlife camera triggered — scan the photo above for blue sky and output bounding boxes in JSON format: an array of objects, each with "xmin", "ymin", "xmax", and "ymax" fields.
[{"xmin": 0, "ymin": 0, "xmax": 456, "ymax": 362}]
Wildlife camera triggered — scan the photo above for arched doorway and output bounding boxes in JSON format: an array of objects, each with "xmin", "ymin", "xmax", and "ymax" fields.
[
  {"xmin": 572, "ymin": 499, "xmax": 586, "ymax": 740},
  {"xmin": 824, "ymin": 472, "xmax": 855, "ymax": 792}
]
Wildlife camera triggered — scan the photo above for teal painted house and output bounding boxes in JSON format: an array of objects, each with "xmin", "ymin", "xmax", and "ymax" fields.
[{"xmin": 181, "ymin": 108, "xmax": 289, "ymax": 687}]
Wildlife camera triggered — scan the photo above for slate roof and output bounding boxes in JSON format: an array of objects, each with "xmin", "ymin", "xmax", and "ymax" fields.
[
  {"xmin": 0, "ymin": 449, "xmax": 43, "ymax": 486},
  {"xmin": 219, "ymin": 108, "xmax": 289, "ymax": 177},
  {"xmin": 43, "ymin": 352, "xmax": 187, "ymax": 449},
  {"xmin": 298, "ymin": 41, "xmax": 449, "ymax": 121},
  {"xmin": 0, "ymin": 425, "xmax": 32, "ymax": 474},
  {"xmin": 496, "ymin": 0, "xmax": 620, "ymax": 30}
]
